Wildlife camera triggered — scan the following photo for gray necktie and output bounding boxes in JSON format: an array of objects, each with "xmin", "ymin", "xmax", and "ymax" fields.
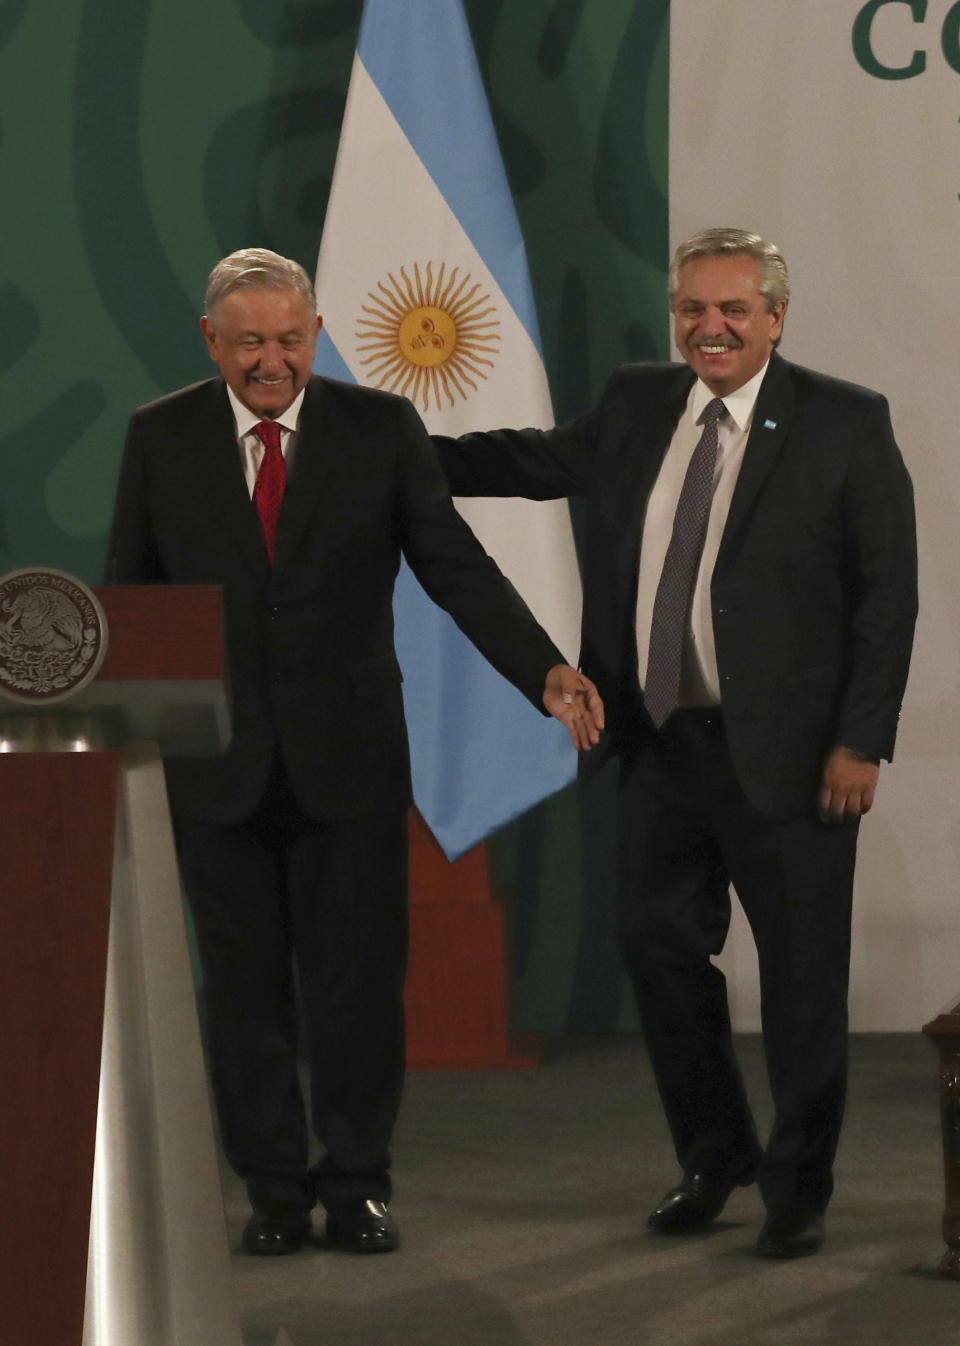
[{"xmin": 643, "ymin": 396, "xmax": 725, "ymax": 729}]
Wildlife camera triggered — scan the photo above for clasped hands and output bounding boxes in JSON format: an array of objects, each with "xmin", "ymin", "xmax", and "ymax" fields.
[{"xmin": 543, "ymin": 665, "xmax": 605, "ymax": 751}]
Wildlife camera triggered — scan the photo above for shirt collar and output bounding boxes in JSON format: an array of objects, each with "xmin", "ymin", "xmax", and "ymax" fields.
[
  {"xmin": 226, "ymin": 385, "xmax": 306, "ymax": 440},
  {"xmin": 690, "ymin": 360, "xmax": 770, "ymax": 434}
]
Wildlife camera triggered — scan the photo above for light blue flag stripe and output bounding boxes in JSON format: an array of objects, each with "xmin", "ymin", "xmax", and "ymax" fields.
[
  {"xmin": 392, "ymin": 565, "xmax": 573, "ymax": 852},
  {"xmin": 314, "ymin": 0, "xmax": 576, "ymax": 859},
  {"xmin": 356, "ymin": 0, "xmax": 543, "ymax": 352},
  {"xmin": 313, "ymin": 326, "xmax": 354, "ymax": 382}
]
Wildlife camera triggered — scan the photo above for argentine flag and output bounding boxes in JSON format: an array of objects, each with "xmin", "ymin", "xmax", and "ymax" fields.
[{"xmin": 313, "ymin": 0, "xmax": 583, "ymax": 860}]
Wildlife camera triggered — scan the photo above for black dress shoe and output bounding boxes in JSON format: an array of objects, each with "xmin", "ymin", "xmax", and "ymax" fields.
[
  {"xmin": 242, "ymin": 1212, "xmax": 312, "ymax": 1255},
  {"xmin": 647, "ymin": 1168, "xmax": 754, "ymax": 1233},
  {"xmin": 756, "ymin": 1211, "xmax": 825, "ymax": 1259},
  {"xmin": 325, "ymin": 1199, "xmax": 400, "ymax": 1253}
]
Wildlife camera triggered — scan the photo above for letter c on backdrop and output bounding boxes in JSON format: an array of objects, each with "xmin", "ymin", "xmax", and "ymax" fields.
[{"xmin": 852, "ymin": 0, "xmax": 928, "ymax": 80}]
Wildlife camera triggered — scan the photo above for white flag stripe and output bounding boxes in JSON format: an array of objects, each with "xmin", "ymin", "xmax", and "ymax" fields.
[
  {"xmin": 315, "ymin": 55, "xmax": 582, "ymax": 660},
  {"xmin": 314, "ymin": 0, "xmax": 583, "ymax": 854}
]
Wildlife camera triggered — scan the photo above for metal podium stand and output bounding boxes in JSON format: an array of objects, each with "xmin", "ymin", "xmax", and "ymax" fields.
[{"xmin": 0, "ymin": 583, "xmax": 240, "ymax": 1346}]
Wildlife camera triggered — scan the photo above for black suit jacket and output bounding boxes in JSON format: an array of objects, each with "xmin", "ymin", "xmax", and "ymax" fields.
[
  {"xmin": 107, "ymin": 375, "xmax": 564, "ymax": 823},
  {"xmin": 436, "ymin": 354, "xmax": 918, "ymax": 818}
]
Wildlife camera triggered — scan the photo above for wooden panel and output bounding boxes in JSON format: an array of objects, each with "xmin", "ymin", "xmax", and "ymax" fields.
[
  {"xmin": 0, "ymin": 754, "xmax": 118, "ymax": 1346},
  {"xmin": 93, "ymin": 585, "xmax": 223, "ymax": 681},
  {"xmin": 406, "ymin": 806, "xmax": 490, "ymax": 904},
  {"xmin": 405, "ymin": 809, "xmax": 540, "ymax": 1070}
]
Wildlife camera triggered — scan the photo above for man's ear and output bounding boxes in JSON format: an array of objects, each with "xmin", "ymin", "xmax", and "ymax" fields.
[{"xmin": 200, "ymin": 314, "xmax": 220, "ymax": 362}]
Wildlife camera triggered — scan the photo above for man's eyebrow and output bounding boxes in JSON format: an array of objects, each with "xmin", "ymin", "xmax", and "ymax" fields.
[
  {"xmin": 234, "ymin": 327, "xmax": 306, "ymax": 340},
  {"xmin": 677, "ymin": 298, "xmax": 748, "ymax": 309}
]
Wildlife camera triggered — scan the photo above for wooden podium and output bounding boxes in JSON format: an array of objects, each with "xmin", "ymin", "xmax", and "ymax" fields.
[
  {"xmin": 0, "ymin": 585, "xmax": 240, "ymax": 1346},
  {"xmin": 923, "ymin": 994, "xmax": 960, "ymax": 1276}
]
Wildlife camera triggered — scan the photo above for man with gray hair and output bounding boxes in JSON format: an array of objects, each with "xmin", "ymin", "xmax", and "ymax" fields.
[
  {"xmin": 106, "ymin": 247, "xmax": 603, "ymax": 1258},
  {"xmin": 436, "ymin": 227, "xmax": 917, "ymax": 1257}
]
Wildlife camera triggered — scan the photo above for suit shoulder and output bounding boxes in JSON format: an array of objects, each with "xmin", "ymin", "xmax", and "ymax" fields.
[
  {"xmin": 604, "ymin": 360, "xmax": 687, "ymax": 390},
  {"xmin": 595, "ymin": 360, "xmax": 691, "ymax": 407},
  {"xmin": 779, "ymin": 358, "xmax": 888, "ymax": 411},
  {"xmin": 308, "ymin": 373, "xmax": 416, "ymax": 413},
  {"xmin": 129, "ymin": 378, "xmax": 224, "ymax": 427},
  {"xmin": 306, "ymin": 374, "xmax": 425, "ymax": 432}
]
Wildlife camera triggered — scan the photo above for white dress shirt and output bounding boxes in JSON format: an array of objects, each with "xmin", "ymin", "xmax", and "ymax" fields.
[
  {"xmin": 635, "ymin": 361, "xmax": 769, "ymax": 705},
  {"xmin": 226, "ymin": 386, "xmax": 305, "ymax": 496}
]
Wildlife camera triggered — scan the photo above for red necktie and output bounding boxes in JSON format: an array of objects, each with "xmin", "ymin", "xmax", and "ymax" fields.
[{"xmin": 252, "ymin": 420, "xmax": 286, "ymax": 561}]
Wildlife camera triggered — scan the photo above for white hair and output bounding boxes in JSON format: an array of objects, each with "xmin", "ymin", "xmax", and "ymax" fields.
[
  {"xmin": 204, "ymin": 247, "xmax": 316, "ymax": 319},
  {"xmin": 669, "ymin": 228, "xmax": 790, "ymax": 313}
]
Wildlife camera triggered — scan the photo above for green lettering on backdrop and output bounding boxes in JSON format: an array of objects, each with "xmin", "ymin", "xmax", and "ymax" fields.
[
  {"xmin": 942, "ymin": 0, "xmax": 960, "ymax": 71},
  {"xmin": 853, "ymin": 0, "xmax": 927, "ymax": 79}
]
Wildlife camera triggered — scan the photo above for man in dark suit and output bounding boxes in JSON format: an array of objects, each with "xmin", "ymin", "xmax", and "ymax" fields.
[
  {"xmin": 435, "ymin": 228, "xmax": 917, "ymax": 1258},
  {"xmin": 106, "ymin": 247, "xmax": 602, "ymax": 1257}
]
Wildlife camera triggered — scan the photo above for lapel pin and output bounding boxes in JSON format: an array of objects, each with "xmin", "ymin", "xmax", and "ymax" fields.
[{"xmin": 763, "ymin": 419, "xmax": 777, "ymax": 430}]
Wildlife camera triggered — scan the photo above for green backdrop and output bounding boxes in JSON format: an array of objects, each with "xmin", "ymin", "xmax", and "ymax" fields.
[{"xmin": 2, "ymin": 0, "xmax": 669, "ymax": 1031}]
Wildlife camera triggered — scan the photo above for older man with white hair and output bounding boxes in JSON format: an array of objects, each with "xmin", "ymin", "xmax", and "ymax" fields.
[{"xmin": 106, "ymin": 247, "xmax": 602, "ymax": 1259}]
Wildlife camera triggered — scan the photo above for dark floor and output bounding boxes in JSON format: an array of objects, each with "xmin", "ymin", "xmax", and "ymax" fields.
[{"xmin": 222, "ymin": 1035, "xmax": 960, "ymax": 1346}]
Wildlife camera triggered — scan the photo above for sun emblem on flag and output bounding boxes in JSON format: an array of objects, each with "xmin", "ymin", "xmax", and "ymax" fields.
[{"xmin": 356, "ymin": 262, "xmax": 499, "ymax": 411}]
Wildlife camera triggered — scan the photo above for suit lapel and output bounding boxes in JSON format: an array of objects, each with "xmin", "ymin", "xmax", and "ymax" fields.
[
  {"xmin": 193, "ymin": 381, "xmax": 270, "ymax": 578},
  {"xmin": 716, "ymin": 353, "xmax": 794, "ymax": 572},
  {"xmin": 617, "ymin": 365, "xmax": 695, "ymax": 582},
  {"xmin": 272, "ymin": 378, "xmax": 334, "ymax": 570}
]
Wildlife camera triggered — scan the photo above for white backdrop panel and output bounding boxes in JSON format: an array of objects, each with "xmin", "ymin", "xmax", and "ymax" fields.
[{"xmin": 670, "ymin": 0, "xmax": 960, "ymax": 1029}]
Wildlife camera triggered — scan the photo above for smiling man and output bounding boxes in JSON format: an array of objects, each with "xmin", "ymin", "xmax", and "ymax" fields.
[
  {"xmin": 435, "ymin": 227, "xmax": 918, "ymax": 1258},
  {"xmin": 201, "ymin": 285, "xmax": 320, "ymax": 416},
  {"xmin": 671, "ymin": 248, "xmax": 785, "ymax": 395},
  {"xmin": 106, "ymin": 247, "xmax": 602, "ymax": 1261}
]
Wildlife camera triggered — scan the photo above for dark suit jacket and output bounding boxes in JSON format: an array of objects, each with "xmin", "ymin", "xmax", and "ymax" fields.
[
  {"xmin": 107, "ymin": 374, "xmax": 564, "ymax": 824},
  {"xmin": 436, "ymin": 353, "xmax": 918, "ymax": 818}
]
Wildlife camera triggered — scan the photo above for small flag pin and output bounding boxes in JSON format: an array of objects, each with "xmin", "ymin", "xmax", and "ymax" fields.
[{"xmin": 763, "ymin": 418, "xmax": 777, "ymax": 430}]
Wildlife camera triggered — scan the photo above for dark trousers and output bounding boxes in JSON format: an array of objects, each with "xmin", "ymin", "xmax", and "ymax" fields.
[
  {"xmin": 175, "ymin": 762, "xmax": 409, "ymax": 1217},
  {"xmin": 617, "ymin": 710, "xmax": 858, "ymax": 1218}
]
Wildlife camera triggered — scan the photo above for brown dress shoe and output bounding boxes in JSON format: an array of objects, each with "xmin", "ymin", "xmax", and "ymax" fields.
[{"xmin": 325, "ymin": 1199, "xmax": 400, "ymax": 1253}]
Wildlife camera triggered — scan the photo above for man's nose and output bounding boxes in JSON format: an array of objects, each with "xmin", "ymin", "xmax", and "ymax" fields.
[
  {"xmin": 699, "ymin": 306, "xmax": 727, "ymax": 334},
  {"xmin": 258, "ymin": 344, "xmax": 286, "ymax": 370}
]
